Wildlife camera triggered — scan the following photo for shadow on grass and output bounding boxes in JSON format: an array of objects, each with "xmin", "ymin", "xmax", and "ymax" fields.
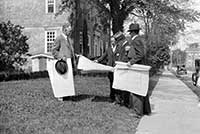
[
  {"xmin": 61, "ymin": 72, "xmax": 162, "ymax": 103},
  {"xmin": 63, "ymin": 94, "xmax": 94, "ymax": 102},
  {"xmin": 91, "ymin": 95, "xmax": 111, "ymax": 102},
  {"xmin": 63, "ymin": 94, "xmax": 112, "ymax": 103}
]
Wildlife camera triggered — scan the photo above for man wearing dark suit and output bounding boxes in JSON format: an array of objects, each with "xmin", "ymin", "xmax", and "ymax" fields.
[
  {"xmin": 127, "ymin": 23, "xmax": 151, "ymax": 116},
  {"xmin": 95, "ymin": 31, "xmax": 127, "ymax": 102},
  {"xmin": 112, "ymin": 32, "xmax": 133, "ymax": 107},
  {"xmin": 117, "ymin": 23, "xmax": 151, "ymax": 116},
  {"xmin": 95, "ymin": 36, "xmax": 117, "ymax": 102}
]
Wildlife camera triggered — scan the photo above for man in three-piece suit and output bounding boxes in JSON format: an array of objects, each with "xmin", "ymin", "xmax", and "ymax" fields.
[
  {"xmin": 52, "ymin": 22, "xmax": 75, "ymax": 62},
  {"xmin": 51, "ymin": 22, "xmax": 76, "ymax": 101}
]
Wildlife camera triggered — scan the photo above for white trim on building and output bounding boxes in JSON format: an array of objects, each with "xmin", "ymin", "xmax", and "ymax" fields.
[{"xmin": 45, "ymin": 30, "xmax": 57, "ymax": 53}]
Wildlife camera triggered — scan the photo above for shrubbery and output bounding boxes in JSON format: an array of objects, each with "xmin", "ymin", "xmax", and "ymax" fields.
[
  {"xmin": 0, "ymin": 71, "xmax": 49, "ymax": 82},
  {"xmin": 0, "ymin": 21, "xmax": 29, "ymax": 72},
  {"xmin": 0, "ymin": 70, "xmax": 108, "ymax": 82}
]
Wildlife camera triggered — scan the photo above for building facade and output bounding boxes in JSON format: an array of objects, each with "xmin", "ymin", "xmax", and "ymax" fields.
[
  {"xmin": 185, "ymin": 43, "xmax": 200, "ymax": 70},
  {"xmin": 0, "ymin": 0, "xmax": 110, "ymax": 72}
]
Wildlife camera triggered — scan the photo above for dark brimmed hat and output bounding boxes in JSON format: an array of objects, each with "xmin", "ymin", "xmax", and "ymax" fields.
[
  {"xmin": 112, "ymin": 31, "xmax": 126, "ymax": 42},
  {"xmin": 128, "ymin": 23, "xmax": 141, "ymax": 32},
  {"xmin": 55, "ymin": 59, "xmax": 68, "ymax": 75}
]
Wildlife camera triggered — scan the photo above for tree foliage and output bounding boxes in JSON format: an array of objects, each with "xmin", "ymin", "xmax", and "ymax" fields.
[
  {"xmin": 0, "ymin": 21, "xmax": 29, "ymax": 72},
  {"xmin": 129, "ymin": 0, "xmax": 200, "ymax": 69},
  {"xmin": 172, "ymin": 49, "xmax": 186, "ymax": 65},
  {"xmin": 57, "ymin": 0, "xmax": 200, "ymax": 71}
]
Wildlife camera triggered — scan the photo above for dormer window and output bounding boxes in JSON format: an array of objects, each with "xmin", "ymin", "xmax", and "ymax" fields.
[{"xmin": 46, "ymin": 0, "xmax": 55, "ymax": 13}]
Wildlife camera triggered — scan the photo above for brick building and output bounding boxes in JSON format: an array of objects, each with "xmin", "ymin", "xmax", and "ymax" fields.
[
  {"xmin": 0, "ymin": 0, "xmax": 110, "ymax": 72},
  {"xmin": 185, "ymin": 43, "xmax": 200, "ymax": 70}
]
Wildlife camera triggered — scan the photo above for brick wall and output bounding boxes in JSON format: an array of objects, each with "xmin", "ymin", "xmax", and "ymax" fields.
[
  {"xmin": 1, "ymin": 0, "xmax": 69, "ymax": 27},
  {"xmin": 0, "ymin": 0, "xmax": 69, "ymax": 55}
]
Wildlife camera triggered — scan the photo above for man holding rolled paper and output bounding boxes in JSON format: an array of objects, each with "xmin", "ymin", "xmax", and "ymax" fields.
[
  {"xmin": 114, "ymin": 23, "xmax": 151, "ymax": 116},
  {"xmin": 94, "ymin": 36, "xmax": 117, "ymax": 102}
]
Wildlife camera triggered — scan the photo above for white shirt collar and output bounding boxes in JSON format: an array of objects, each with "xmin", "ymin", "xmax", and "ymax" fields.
[
  {"xmin": 62, "ymin": 33, "xmax": 68, "ymax": 39},
  {"xmin": 131, "ymin": 35, "xmax": 138, "ymax": 40},
  {"xmin": 111, "ymin": 45, "xmax": 116, "ymax": 52},
  {"xmin": 122, "ymin": 40, "xmax": 127, "ymax": 46}
]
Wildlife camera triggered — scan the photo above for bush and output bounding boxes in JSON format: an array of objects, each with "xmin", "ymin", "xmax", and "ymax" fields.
[
  {"xmin": 0, "ymin": 21, "xmax": 29, "ymax": 72},
  {"xmin": 0, "ymin": 72, "xmax": 6, "ymax": 81}
]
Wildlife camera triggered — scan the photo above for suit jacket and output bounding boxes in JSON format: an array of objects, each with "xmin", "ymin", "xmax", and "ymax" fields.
[
  {"xmin": 97, "ymin": 46, "xmax": 116, "ymax": 67},
  {"xmin": 52, "ymin": 34, "xmax": 74, "ymax": 59},
  {"xmin": 128, "ymin": 35, "xmax": 145, "ymax": 65},
  {"xmin": 115, "ymin": 40, "xmax": 130, "ymax": 62}
]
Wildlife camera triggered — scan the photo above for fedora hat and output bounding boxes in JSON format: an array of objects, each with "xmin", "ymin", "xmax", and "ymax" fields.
[
  {"xmin": 112, "ymin": 31, "xmax": 126, "ymax": 42},
  {"xmin": 128, "ymin": 23, "xmax": 141, "ymax": 32},
  {"xmin": 55, "ymin": 59, "xmax": 68, "ymax": 75}
]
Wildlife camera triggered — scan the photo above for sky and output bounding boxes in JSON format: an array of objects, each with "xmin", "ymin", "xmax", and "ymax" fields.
[{"xmin": 175, "ymin": 0, "xmax": 200, "ymax": 50}]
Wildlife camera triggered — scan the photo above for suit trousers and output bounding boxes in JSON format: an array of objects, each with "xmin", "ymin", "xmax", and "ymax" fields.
[
  {"xmin": 108, "ymin": 72, "xmax": 116, "ymax": 101},
  {"xmin": 129, "ymin": 93, "xmax": 151, "ymax": 116}
]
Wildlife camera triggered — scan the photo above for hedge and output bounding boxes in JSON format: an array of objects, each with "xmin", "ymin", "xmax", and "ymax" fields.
[
  {"xmin": 0, "ymin": 68, "xmax": 157, "ymax": 82},
  {"xmin": 0, "ymin": 71, "xmax": 49, "ymax": 82},
  {"xmin": 0, "ymin": 70, "xmax": 108, "ymax": 82}
]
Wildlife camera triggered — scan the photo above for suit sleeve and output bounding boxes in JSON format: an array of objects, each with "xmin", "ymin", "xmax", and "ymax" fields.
[
  {"xmin": 96, "ymin": 49, "xmax": 108, "ymax": 63},
  {"xmin": 128, "ymin": 39, "xmax": 144, "ymax": 65},
  {"xmin": 52, "ymin": 37, "xmax": 61, "ymax": 59}
]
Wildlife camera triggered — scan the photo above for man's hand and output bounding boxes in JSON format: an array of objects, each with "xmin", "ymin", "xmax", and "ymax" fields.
[
  {"xmin": 127, "ymin": 62, "xmax": 132, "ymax": 67},
  {"xmin": 62, "ymin": 56, "xmax": 66, "ymax": 61},
  {"xmin": 94, "ymin": 60, "xmax": 98, "ymax": 63}
]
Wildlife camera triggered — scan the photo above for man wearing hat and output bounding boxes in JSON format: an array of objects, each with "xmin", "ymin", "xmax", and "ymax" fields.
[
  {"xmin": 50, "ymin": 22, "xmax": 76, "ymax": 101},
  {"xmin": 112, "ymin": 31, "xmax": 131, "ymax": 105},
  {"xmin": 125, "ymin": 23, "xmax": 151, "ymax": 115},
  {"xmin": 94, "ymin": 32, "xmax": 125, "ymax": 103}
]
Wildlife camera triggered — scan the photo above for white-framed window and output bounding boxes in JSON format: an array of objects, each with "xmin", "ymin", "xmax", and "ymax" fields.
[
  {"xmin": 46, "ymin": 0, "xmax": 56, "ymax": 13},
  {"xmin": 45, "ymin": 30, "xmax": 56, "ymax": 53}
]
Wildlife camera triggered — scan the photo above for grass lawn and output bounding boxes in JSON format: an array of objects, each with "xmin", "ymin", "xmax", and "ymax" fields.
[{"xmin": 0, "ymin": 74, "xmax": 160, "ymax": 134}]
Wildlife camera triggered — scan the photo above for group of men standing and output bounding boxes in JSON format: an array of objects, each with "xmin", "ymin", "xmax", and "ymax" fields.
[
  {"xmin": 51, "ymin": 22, "xmax": 151, "ymax": 116},
  {"xmin": 95, "ymin": 23, "xmax": 151, "ymax": 116}
]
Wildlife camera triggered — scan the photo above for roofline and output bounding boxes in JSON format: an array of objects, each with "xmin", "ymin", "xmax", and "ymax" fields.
[{"xmin": 30, "ymin": 53, "xmax": 54, "ymax": 59}]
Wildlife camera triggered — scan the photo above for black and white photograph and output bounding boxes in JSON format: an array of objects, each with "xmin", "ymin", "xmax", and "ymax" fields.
[{"xmin": 1, "ymin": 0, "xmax": 200, "ymax": 133}]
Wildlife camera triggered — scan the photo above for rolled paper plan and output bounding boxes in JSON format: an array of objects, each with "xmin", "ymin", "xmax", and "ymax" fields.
[
  {"xmin": 113, "ymin": 61, "xmax": 151, "ymax": 96},
  {"xmin": 77, "ymin": 55, "xmax": 114, "ymax": 72}
]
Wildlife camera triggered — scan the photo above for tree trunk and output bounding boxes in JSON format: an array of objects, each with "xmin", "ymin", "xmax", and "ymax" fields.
[{"xmin": 110, "ymin": 0, "xmax": 127, "ymax": 34}]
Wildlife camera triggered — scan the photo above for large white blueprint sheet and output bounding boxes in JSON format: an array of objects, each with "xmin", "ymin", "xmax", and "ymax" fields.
[
  {"xmin": 113, "ymin": 61, "xmax": 151, "ymax": 96},
  {"xmin": 77, "ymin": 55, "xmax": 114, "ymax": 72},
  {"xmin": 47, "ymin": 58, "xmax": 75, "ymax": 98}
]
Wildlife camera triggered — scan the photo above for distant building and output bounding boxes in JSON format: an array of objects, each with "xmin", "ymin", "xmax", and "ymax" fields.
[
  {"xmin": 0, "ymin": 0, "xmax": 110, "ymax": 72},
  {"xmin": 185, "ymin": 43, "xmax": 200, "ymax": 70}
]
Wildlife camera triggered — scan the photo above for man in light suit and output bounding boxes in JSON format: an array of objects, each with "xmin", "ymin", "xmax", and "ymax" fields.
[
  {"xmin": 52, "ymin": 22, "xmax": 74, "ymax": 62},
  {"xmin": 52, "ymin": 22, "xmax": 75, "ymax": 101}
]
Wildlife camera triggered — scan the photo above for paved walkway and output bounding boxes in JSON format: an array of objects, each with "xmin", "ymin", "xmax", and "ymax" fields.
[{"xmin": 136, "ymin": 70, "xmax": 200, "ymax": 134}]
